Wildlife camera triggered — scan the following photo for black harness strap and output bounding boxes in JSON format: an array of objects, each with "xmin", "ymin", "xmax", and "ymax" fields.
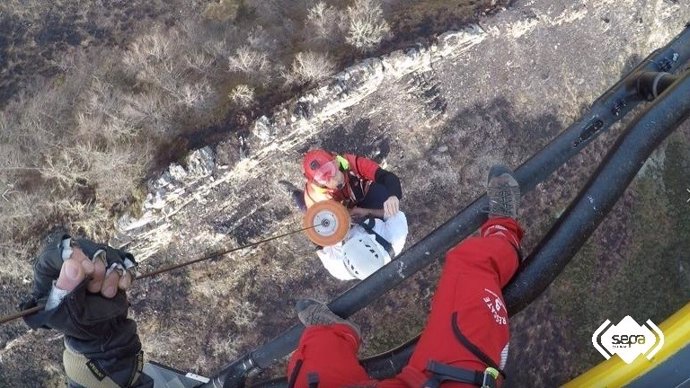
[
  {"xmin": 287, "ymin": 360, "xmax": 320, "ymax": 388},
  {"xmin": 424, "ymin": 361, "xmax": 484, "ymax": 388},
  {"xmin": 358, "ymin": 218, "xmax": 395, "ymax": 258},
  {"xmin": 287, "ymin": 359, "xmax": 303, "ymax": 388},
  {"xmin": 307, "ymin": 372, "xmax": 319, "ymax": 388},
  {"xmin": 450, "ymin": 312, "xmax": 507, "ymax": 379}
]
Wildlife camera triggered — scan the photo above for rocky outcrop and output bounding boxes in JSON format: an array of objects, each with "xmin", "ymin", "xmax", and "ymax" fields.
[
  {"xmin": 115, "ymin": 24, "xmax": 487, "ymax": 259},
  {"xmin": 249, "ymin": 25, "xmax": 486, "ymax": 144}
]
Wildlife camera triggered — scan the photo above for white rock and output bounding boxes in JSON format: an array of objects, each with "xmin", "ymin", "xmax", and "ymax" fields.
[
  {"xmin": 117, "ymin": 211, "xmax": 154, "ymax": 232},
  {"xmin": 187, "ymin": 146, "xmax": 215, "ymax": 177},
  {"xmin": 169, "ymin": 164, "xmax": 187, "ymax": 181},
  {"xmin": 253, "ymin": 115, "xmax": 274, "ymax": 142}
]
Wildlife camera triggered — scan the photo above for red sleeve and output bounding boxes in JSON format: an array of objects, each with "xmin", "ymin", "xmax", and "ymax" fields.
[{"xmin": 344, "ymin": 154, "xmax": 379, "ymax": 181}]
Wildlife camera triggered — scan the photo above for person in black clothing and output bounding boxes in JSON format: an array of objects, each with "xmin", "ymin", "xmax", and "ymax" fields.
[{"xmin": 22, "ymin": 232, "xmax": 153, "ymax": 388}]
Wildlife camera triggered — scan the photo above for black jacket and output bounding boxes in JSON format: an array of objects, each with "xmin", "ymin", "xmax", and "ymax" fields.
[{"xmin": 22, "ymin": 233, "xmax": 152, "ymax": 387}]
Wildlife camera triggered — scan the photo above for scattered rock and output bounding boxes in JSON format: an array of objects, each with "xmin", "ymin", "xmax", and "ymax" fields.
[{"xmin": 118, "ymin": 147, "xmax": 216, "ymax": 235}]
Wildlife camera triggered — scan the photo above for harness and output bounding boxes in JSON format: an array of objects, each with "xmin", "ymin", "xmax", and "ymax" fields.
[
  {"xmin": 358, "ymin": 217, "xmax": 395, "ymax": 258},
  {"xmin": 288, "ymin": 362, "xmax": 499, "ymax": 388},
  {"xmin": 420, "ymin": 312, "xmax": 505, "ymax": 388},
  {"xmin": 345, "ymin": 171, "xmax": 371, "ymax": 207},
  {"xmin": 286, "ymin": 359, "xmax": 320, "ymax": 388},
  {"xmin": 423, "ymin": 361, "xmax": 499, "ymax": 388}
]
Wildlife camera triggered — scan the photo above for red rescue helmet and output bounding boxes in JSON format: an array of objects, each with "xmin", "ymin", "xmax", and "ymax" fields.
[{"xmin": 303, "ymin": 149, "xmax": 336, "ymax": 181}]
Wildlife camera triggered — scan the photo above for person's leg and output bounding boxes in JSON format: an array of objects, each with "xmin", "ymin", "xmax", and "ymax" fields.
[
  {"xmin": 287, "ymin": 324, "xmax": 370, "ymax": 388},
  {"xmin": 401, "ymin": 166, "xmax": 523, "ymax": 387},
  {"xmin": 286, "ymin": 300, "xmax": 370, "ymax": 388},
  {"xmin": 406, "ymin": 218, "xmax": 522, "ymax": 373},
  {"xmin": 358, "ymin": 182, "xmax": 390, "ymax": 209}
]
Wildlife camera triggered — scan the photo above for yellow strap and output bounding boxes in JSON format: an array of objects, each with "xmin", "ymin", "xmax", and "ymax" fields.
[{"xmin": 335, "ymin": 154, "xmax": 349, "ymax": 170}]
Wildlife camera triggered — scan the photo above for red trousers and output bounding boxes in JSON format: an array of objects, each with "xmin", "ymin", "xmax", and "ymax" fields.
[{"xmin": 287, "ymin": 218, "xmax": 523, "ymax": 388}]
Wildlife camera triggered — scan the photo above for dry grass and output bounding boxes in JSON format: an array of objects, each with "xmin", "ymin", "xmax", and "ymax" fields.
[{"xmin": 203, "ymin": 0, "xmax": 242, "ymax": 22}]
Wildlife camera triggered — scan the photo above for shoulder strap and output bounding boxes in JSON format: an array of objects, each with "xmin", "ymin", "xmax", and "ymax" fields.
[
  {"xmin": 287, "ymin": 359, "xmax": 303, "ymax": 388},
  {"xmin": 450, "ymin": 312, "xmax": 507, "ymax": 379},
  {"xmin": 335, "ymin": 154, "xmax": 349, "ymax": 170},
  {"xmin": 307, "ymin": 373, "xmax": 319, "ymax": 388},
  {"xmin": 358, "ymin": 218, "xmax": 395, "ymax": 259}
]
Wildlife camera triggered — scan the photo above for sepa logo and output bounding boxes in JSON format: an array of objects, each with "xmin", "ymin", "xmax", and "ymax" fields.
[{"xmin": 592, "ymin": 316, "xmax": 664, "ymax": 364}]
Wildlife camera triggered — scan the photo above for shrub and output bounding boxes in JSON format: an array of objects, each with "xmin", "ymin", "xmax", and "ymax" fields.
[
  {"xmin": 306, "ymin": 2, "xmax": 347, "ymax": 45},
  {"xmin": 283, "ymin": 51, "xmax": 335, "ymax": 86},
  {"xmin": 229, "ymin": 84, "xmax": 255, "ymax": 107},
  {"xmin": 122, "ymin": 28, "xmax": 177, "ymax": 84},
  {"xmin": 77, "ymin": 77, "xmax": 139, "ymax": 143},
  {"xmin": 228, "ymin": 46, "xmax": 271, "ymax": 77},
  {"xmin": 346, "ymin": 0, "xmax": 390, "ymax": 51},
  {"xmin": 121, "ymin": 25, "xmax": 220, "ymax": 130},
  {"xmin": 175, "ymin": 82, "xmax": 215, "ymax": 110}
]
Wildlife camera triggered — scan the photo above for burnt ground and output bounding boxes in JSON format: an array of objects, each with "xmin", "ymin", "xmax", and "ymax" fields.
[
  {"xmin": 2, "ymin": 0, "xmax": 690, "ymax": 387},
  {"xmin": 0, "ymin": 0, "xmax": 207, "ymax": 108}
]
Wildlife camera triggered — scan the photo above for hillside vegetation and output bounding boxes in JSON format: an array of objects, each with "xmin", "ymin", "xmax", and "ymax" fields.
[{"xmin": 0, "ymin": 0, "xmax": 502, "ymax": 277}]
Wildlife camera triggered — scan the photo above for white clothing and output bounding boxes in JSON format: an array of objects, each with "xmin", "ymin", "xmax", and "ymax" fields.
[{"xmin": 317, "ymin": 211, "xmax": 408, "ymax": 280}]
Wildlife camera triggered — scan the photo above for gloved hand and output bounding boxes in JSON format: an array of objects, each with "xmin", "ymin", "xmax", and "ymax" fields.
[
  {"xmin": 21, "ymin": 232, "xmax": 151, "ymax": 387},
  {"xmin": 27, "ymin": 235, "xmax": 137, "ymax": 304},
  {"xmin": 74, "ymin": 238, "xmax": 137, "ymax": 297},
  {"xmin": 22, "ymin": 233, "xmax": 138, "ymax": 333}
]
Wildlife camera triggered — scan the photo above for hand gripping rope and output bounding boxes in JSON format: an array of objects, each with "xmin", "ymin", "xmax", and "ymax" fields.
[{"xmin": 0, "ymin": 202, "xmax": 351, "ymax": 325}]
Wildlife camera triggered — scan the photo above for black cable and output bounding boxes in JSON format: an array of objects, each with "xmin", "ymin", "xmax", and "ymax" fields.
[{"xmin": 0, "ymin": 224, "xmax": 318, "ymax": 325}]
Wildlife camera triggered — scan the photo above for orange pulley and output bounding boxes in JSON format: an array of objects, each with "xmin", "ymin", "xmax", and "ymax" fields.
[{"xmin": 302, "ymin": 200, "xmax": 351, "ymax": 246}]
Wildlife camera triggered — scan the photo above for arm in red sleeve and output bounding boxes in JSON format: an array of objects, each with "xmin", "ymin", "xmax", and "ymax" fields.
[{"xmin": 344, "ymin": 154, "xmax": 380, "ymax": 180}]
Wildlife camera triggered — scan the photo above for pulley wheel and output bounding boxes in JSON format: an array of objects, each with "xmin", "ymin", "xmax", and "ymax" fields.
[{"xmin": 303, "ymin": 200, "xmax": 350, "ymax": 246}]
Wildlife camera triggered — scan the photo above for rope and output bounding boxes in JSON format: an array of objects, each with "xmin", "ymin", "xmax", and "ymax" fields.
[
  {"xmin": 0, "ymin": 305, "xmax": 43, "ymax": 325},
  {"xmin": 0, "ymin": 224, "xmax": 318, "ymax": 325}
]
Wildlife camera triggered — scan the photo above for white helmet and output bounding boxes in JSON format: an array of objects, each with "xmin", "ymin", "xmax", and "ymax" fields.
[{"xmin": 342, "ymin": 234, "xmax": 388, "ymax": 280}]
